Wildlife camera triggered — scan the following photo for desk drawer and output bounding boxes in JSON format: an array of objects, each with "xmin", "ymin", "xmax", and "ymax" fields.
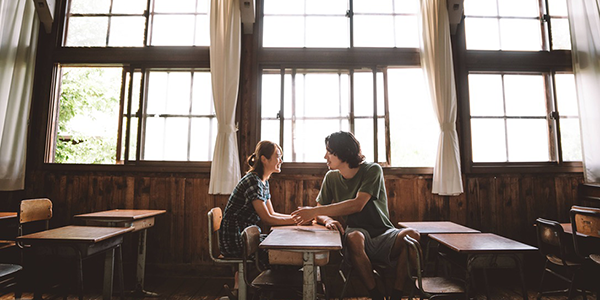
[
  {"xmin": 130, "ymin": 218, "xmax": 155, "ymax": 232},
  {"xmin": 268, "ymin": 250, "xmax": 329, "ymax": 266}
]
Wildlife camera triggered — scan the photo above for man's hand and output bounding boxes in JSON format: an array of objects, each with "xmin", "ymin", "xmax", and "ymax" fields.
[
  {"xmin": 324, "ymin": 219, "xmax": 344, "ymax": 234},
  {"xmin": 291, "ymin": 206, "xmax": 317, "ymax": 225}
]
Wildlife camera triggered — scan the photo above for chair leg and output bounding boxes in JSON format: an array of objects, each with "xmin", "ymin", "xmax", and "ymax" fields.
[
  {"xmin": 237, "ymin": 262, "xmax": 247, "ymax": 300},
  {"xmin": 339, "ymin": 267, "xmax": 352, "ymax": 300},
  {"xmin": 116, "ymin": 245, "xmax": 124, "ymax": 300},
  {"xmin": 77, "ymin": 254, "xmax": 84, "ymax": 300},
  {"xmin": 536, "ymin": 261, "xmax": 549, "ymax": 300},
  {"xmin": 566, "ymin": 271, "xmax": 578, "ymax": 300}
]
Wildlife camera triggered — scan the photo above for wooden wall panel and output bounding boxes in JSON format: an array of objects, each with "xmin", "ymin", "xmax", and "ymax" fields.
[{"xmin": 0, "ymin": 170, "xmax": 584, "ymax": 273}]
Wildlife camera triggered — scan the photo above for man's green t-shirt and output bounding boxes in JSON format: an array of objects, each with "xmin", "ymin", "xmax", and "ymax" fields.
[{"xmin": 316, "ymin": 162, "xmax": 394, "ymax": 237}]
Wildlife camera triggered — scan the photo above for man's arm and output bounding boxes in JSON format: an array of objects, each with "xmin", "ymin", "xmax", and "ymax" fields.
[{"xmin": 291, "ymin": 191, "xmax": 371, "ymax": 224}]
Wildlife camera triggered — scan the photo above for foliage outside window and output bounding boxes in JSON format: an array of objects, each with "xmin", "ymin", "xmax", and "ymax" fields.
[{"xmin": 53, "ymin": 67, "xmax": 216, "ymax": 164}]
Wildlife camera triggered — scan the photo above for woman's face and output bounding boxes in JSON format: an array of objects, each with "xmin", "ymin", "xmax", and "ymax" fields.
[{"xmin": 263, "ymin": 147, "xmax": 283, "ymax": 174}]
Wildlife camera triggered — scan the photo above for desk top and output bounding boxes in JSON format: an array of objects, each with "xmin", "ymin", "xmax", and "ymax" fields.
[
  {"xmin": 74, "ymin": 209, "xmax": 166, "ymax": 220},
  {"xmin": 429, "ymin": 233, "xmax": 537, "ymax": 254},
  {"xmin": 260, "ymin": 227, "xmax": 342, "ymax": 251},
  {"xmin": 270, "ymin": 224, "xmax": 332, "ymax": 232},
  {"xmin": 398, "ymin": 221, "xmax": 480, "ymax": 235},
  {"xmin": 17, "ymin": 225, "xmax": 133, "ymax": 244},
  {"xmin": 0, "ymin": 212, "xmax": 17, "ymax": 220}
]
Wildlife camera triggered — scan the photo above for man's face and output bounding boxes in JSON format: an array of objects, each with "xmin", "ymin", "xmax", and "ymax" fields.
[{"xmin": 324, "ymin": 149, "xmax": 343, "ymax": 170}]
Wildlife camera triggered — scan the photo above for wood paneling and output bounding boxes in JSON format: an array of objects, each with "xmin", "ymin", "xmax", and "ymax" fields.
[{"xmin": 0, "ymin": 170, "xmax": 582, "ymax": 271}]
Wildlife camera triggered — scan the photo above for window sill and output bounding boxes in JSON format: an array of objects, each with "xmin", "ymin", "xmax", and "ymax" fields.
[{"xmin": 467, "ymin": 161, "xmax": 583, "ymax": 174}]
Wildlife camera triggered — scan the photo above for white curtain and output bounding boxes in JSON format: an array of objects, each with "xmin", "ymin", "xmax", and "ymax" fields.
[
  {"xmin": 420, "ymin": 0, "xmax": 463, "ymax": 195},
  {"xmin": 0, "ymin": 0, "xmax": 39, "ymax": 191},
  {"xmin": 209, "ymin": 0, "xmax": 241, "ymax": 194},
  {"xmin": 566, "ymin": 0, "xmax": 600, "ymax": 183}
]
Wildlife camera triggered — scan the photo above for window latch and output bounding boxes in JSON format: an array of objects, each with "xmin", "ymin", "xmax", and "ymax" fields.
[
  {"xmin": 542, "ymin": 14, "xmax": 550, "ymax": 22},
  {"xmin": 550, "ymin": 111, "xmax": 559, "ymax": 119},
  {"xmin": 346, "ymin": 10, "xmax": 353, "ymax": 18}
]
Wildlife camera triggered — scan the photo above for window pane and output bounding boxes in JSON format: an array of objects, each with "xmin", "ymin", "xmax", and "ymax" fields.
[
  {"xmin": 394, "ymin": 15, "xmax": 420, "ymax": 48},
  {"xmin": 287, "ymin": 119, "xmax": 348, "ymax": 162},
  {"xmin": 465, "ymin": 18, "xmax": 500, "ymax": 50},
  {"xmin": 299, "ymin": 73, "xmax": 348, "ymax": 118},
  {"xmin": 500, "ymin": 19, "xmax": 542, "ymax": 51},
  {"xmin": 506, "ymin": 119, "xmax": 549, "ymax": 161},
  {"xmin": 354, "ymin": 16, "xmax": 395, "ymax": 48},
  {"xmin": 195, "ymin": 15, "xmax": 210, "ymax": 46},
  {"xmin": 264, "ymin": 0, "xmax": 305, "ymax": 14},
  {"xmin": 550, "ymin": 18, "xmax": 572, "ymax": 50},
  {"xmin": 108, "ymin": 17, "xmax": 145, "ymax": 47},
  {"xmin": 112, "ymin": 0, "xmax": 146, "ymax": 14},
  {"xmin": 471, "ymin": 119, "xmax": 507, "ymax": 162},
  {"xmin": 263, "ymin": 16, "xmax": 305, "ymax": 47},
  {"xmin": 144, "ymin": 117, "xmax": 166, "ymax": 160},
  {"xmin": 70, "ymin": 0, "xmax": 111, "ymax": 14},
  {"xmin": 559, "ymin": 118, "xmax": 582, "ymax": 161},
  {"xmin": 261, "ymin": 74, "xmax": 282, "ymax": 120},
  {"xmin": 55, "ymin": 67, "xmax": 121, "ymax": 164},
  {"xmin": 355, "ymin": 118, "xmax": 375, "ymax": 161},
  {"xmin": 306, "ymin": 0, "xmax": 346, "ymax": 14},
  {"xmin": 387, "ymin": 68, "xmax": 438, "ymax": 167},
  {"xmin": 163, "ymin": 118, "xmax": 190, "ymax": 161},
  {"xmin": 151, "ymin": 15, "xmax": 196, "ymax": 46},
  {"xmin": 504, "ymin": 75, "xmax": 546, "ymax": 117},
  {"xmin": 555, "ymin": 74, "xmax": 578, "ymax": 116},
  {"xmin": 498, "ymin": 0, "xmax": 538, "ymax": 17},
  {"xmin": 464, "ymin": 0, "xmax": 498, "ymax": 16},
  {"xmin": 153, "ymin": 0, "xmax": 196, "ymax": 12},
  {"xmin": 469, "ymin": 74, "xmax": 504, "ymax": 117},
  {"xmin": 393, "ymin": 0, "xmax": 419, "ymax": 14},
  {"xmin": 354, "ymin": 72, "xmax": 374, "ymax": 117},
  {"xmin": 306, "ymin": 16, "xmax": 349, "ymax": 48},
  {"xmin": 354, "ymin": 0, "xmax": 393, "ymax": 13},
  {"xmin": 192, "ymin": 72, "xmax": 213, "ymax": 115},
  {"xmin": 548, "ymin": 0, "xmax": 568, "ymax": 16},
  {"xmin": 261, "ymin": 120, "xmax": 281, "ymax": 147},
  {"xmin": 65, "ymin": 17, "xmax": 109, "ymax": 46},
  {"xmin": 190, "ymin": 118, "xmax": 217, "ymax": 161}
]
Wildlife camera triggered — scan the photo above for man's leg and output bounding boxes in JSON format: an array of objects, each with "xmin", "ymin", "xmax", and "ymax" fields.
[
  {"xmin": 346, "ymin": 231, "xmax": 377, "ymax": 290},
  {"xmin": 390, "ymin": 228, "xmax": 420, "ymax": 291}
]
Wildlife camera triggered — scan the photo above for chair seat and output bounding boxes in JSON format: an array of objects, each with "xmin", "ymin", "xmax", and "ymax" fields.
[
  {"xmin": 547, "ymin": 254, "xmax": 582, "ymax": 267},
  {"xmin": 590, "ymin": 254, "xmax": 600, "ymax": 265},
  {"xmin": 0, "ymin": 264, "xmax": 22, "ymax": 278},
  {"xmin": 252, "ymin": 268, "xmax": 303, "ymax": 288},
  {"xmin": 215, "ymin": 254, "xmax": 244, "ymax": 263},
  {"xmin": 420, "ymin": 277, "xmax": 465, "ymax": 294}
]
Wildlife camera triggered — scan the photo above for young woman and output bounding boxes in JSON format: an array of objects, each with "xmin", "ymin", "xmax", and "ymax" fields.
[{"xmin": 218, "ymin": 140, "xmax": 296, "ymax": 258}]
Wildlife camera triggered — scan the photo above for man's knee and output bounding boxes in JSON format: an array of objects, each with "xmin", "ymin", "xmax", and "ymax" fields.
[
  {"xmin": 399, "ymin": 228, "xmax": 420, "ymax": 241},
  {"xmin": 346, "ymin": 231, "xmax": 365, "ymax": 253}
]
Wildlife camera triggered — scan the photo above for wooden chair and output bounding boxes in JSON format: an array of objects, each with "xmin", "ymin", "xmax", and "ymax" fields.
[
  {"xmin": 207, "ymin": 207, "xmax": 248, "ymax": 300},
  {"xmin": 0, "ymin": 263, "xmax": 22, "ymax": 299},
  {"xmin": 404, "ymin": 235, "xmax": 464, "ymax": 300},
  {"xmin": 535, "ymin": 217, "xmax": 586, "ymax": 300},
  {"xmin": 241, "ymin": 225, "xmax": 303, "ymax": 300},
  {"xmin": 570, "ymin": 206, "xmax": 600, "ymax": 298}
]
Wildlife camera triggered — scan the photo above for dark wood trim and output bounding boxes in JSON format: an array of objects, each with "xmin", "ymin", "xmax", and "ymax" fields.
[
  {"xmin": 53, "ymin": 47, "xmax": 210, "ymax": 65},
  {"xmin": 465, "ymin": 50, "xmax": 572, "ymax": 72},
  {"xmin": 258, "ymin": 48, "xmax": 420, "ymax": 67}
]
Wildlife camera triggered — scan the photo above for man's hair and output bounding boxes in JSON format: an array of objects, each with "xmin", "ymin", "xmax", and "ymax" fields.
[{"xmin": 325, "ymin": 131, "xmax": 365, "ymax": 168}]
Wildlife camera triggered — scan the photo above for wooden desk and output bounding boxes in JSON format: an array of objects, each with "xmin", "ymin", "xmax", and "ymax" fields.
[
  {"xmin": 429, "ymin": 233, "xmax": 537, "ymax": 300},
  {"xmin": 74, "ymin": 209, "xmax": 165, "ymax": 297},
  {"xmin": 17, "ymin": 225, "xmax": 133, "ymax": 300},
  {"xmin": 398, "ymin": 221, "xmax": 481, "ymax": 235},
  {"xmin": 0, "ymin": 212, "xmax": 17, "ymax": 220},
  {"xmin": 260, "ymin": 227, "xmax": 342, "ymax": 300}
]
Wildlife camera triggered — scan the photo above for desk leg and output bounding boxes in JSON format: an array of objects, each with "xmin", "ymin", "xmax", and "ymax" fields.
[
  {"xmin": 130, "ymin": 229, "xmax": 159, "ymax": 297},
  {"xmin": 103, "ymin": 248, "xmax": 115, "ymax": 300},
  {"xmin": 303, "ymin": 252, "xmax": 316, "ymax": 300}
]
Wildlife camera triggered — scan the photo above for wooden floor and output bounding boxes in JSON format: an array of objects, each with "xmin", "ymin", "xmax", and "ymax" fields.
[{"xmin": 0, "ymin": 272, "xmax": 596, "ymax": 300}]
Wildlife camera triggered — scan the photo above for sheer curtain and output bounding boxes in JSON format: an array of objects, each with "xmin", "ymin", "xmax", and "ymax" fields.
[
  {"xmin": 0, "ymin": 0, "xmax": 39, "ymax": 191},
  {"xmin": 420, "ymin": 0, "xmax": 463, "ymax": 195},
  {"xmin": 209, "ymin": 0, "xmax": 241, "ymax": 194},
  {"xmin": 567, "ymin": 0, "xmax": 600, "ymax": 183}
]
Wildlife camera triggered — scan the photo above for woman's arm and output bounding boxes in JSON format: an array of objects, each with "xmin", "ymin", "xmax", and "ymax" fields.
[
  {"xmin": 252, "ymin": 199, "xmax": 296, "ymax": 226},
  {"xmin": 292, "ymin": 191, "xmax": 371, "ymax": 224}
]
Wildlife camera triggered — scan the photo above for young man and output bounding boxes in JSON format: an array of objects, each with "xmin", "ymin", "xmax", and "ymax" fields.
[{"xmin": 291, "ymin": 131, "xmax": 420, "ymax": 300}]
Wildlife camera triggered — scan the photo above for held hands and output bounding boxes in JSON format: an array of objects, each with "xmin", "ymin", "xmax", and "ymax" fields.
[
  {"xmin": 324, "ymin": 219, "xmax": 344, "ymax": 234},
  {"xmin": 291, "ymin": 206, "xmax": 317, "ymax": 225}
]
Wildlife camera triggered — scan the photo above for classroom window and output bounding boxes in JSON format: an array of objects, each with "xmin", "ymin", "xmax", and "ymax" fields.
[
  {"xmin": 64, "ymin": 0, "xmax": 210, "ymax": 47},
  {"xmin": 51, "ymin": 66, "xmax": 216, "ymax": 164},
  {"xmin": 463, "ymin": 0, "xmax": 571, "ymax": 51},
  {"xmin": 468, "ymin": 73, "xmax": 581, "ymax": 163},
  {"xmin": 260, "ymin": 68, "xmax": 438, "ymax": 167},
  {"xmin": 262, "ymin": 0, "xmax": 420, "ymax": 48}
]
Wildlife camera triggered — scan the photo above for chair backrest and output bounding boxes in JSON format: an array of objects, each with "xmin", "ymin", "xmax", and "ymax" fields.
[
  {"xmin": 17, "ymin": 198, "xmax": 53, "ymax": 249},
  {"xmin": 403, "ymin": 235, "xmax": 425, "ymax": 291},
  {"xmin": 535, "ymin": 217, "xmax": 573, "ymax": 264},
  {"xmin": 241, "ymin": 225, "xmax": 262, "ymax": 286},
  {"xmin": 207, "ymin": 207, "xmax": 222, "ymax": 261},
  {"xmin": 570, "ymin": 205, "xmax": 600, "ymax": 258}
]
